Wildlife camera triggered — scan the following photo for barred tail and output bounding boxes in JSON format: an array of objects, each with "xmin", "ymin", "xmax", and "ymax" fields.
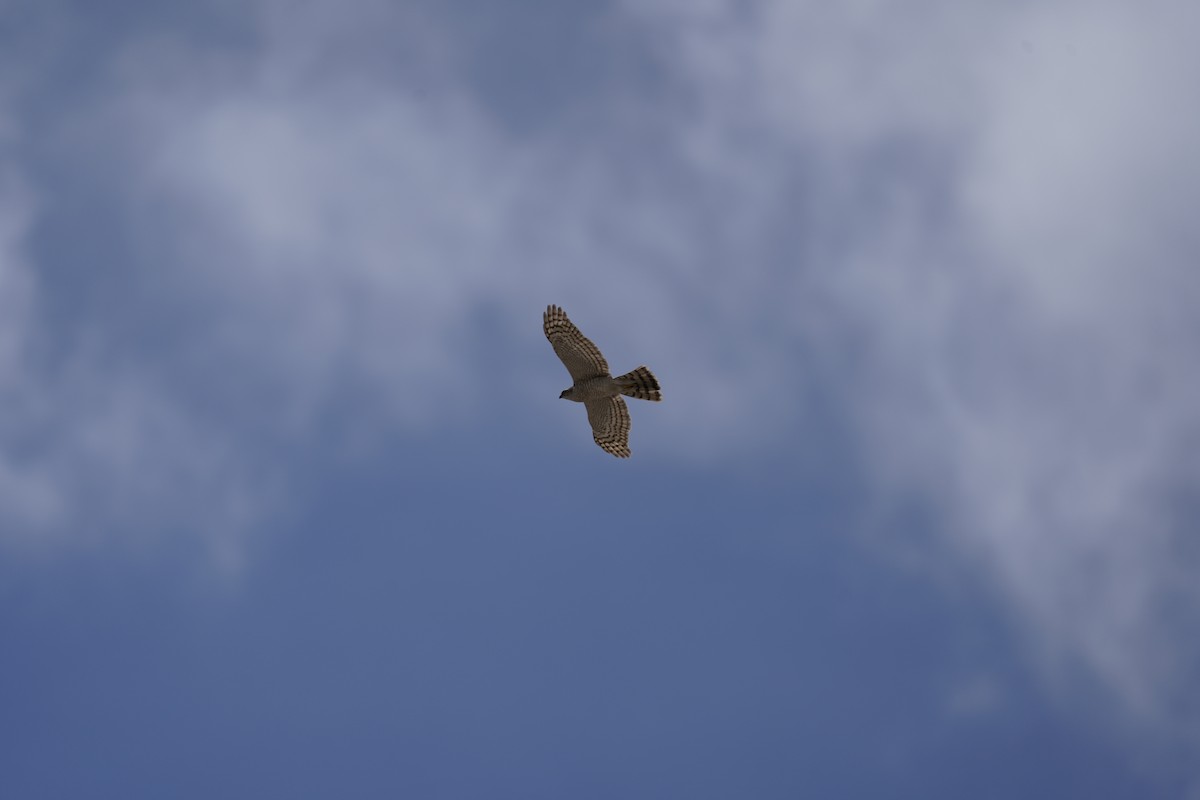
[{"xmin": 615, "ymin": 366, "xmax": 661, "ymax": 401}]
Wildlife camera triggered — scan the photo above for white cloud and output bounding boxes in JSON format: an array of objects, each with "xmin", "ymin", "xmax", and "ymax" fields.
[
  {"xmin": 0, "ymin": 165, "xmax": 68, "ymax": 533},
  {"xmin": 619, "ymin": 0, "xmax": 1200, "ymax": 735},
  {"xmin": 96, "ymin": 5, "xmax": 806, "ymax": 457},
  {"xmin": 0, "ymin": 107, "xmax": 272, "ymax": 567}
]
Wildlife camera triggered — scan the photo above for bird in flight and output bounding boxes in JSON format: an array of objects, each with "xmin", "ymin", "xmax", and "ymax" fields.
[{"xmin": 543, "ymin": 304, "xmax": 661, "ymax": 458}]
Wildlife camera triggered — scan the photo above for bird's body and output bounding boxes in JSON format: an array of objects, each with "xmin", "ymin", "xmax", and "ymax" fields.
[
  {"xmin": 560, "ymin": 375, "xmax": 622, "ymax": 403},
  {"xmin": 543, "ymin": 304, "xmax": 661, "ymax": 458}
]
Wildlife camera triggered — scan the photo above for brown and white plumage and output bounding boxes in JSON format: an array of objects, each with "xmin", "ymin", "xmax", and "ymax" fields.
[
  {"xmin": 543, "ymin": 304, "xmax": 610, "ymax": 382},
  {"xmin": 585, "ymin": 396, "xmax": 633, "ymax": 458},
  {"xmin": 543, "ymin": 304, "xmax": 661, "ymax": 458}
]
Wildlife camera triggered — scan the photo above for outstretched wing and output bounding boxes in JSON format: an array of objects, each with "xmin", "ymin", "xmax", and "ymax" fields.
[
  {"xmin": 544, "ymin": 304, "xmax": 609, "ymax": 381},
  {"xmin": 584, "ymin": 396, "xmax": 632, "ymax": 458}
]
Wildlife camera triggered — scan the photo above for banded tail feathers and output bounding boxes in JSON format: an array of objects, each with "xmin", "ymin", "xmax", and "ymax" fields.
[{"xmin": 615, "ymin": 366, "xmax": 661, "ymax": 402}]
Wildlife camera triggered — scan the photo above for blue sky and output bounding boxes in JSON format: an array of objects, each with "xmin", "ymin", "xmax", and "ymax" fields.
[{"xmin": 2, "ymin": 0, "xmax": 1199, "ymax": 796}]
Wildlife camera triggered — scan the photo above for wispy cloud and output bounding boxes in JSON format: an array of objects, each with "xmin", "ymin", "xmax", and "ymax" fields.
[
  {"xmin": 97, "ymin": 4, "xmax": 806, "ymax": 455},
  {"xmin": 0, "ymin": 160, "xmax": 268, "ymax": 566},
  {"xmin": 0, "ymin": 168, "xmax": 62, "ymax": 530},
  {"xmin": 620, "ymin": 0, "xmax": 1200, "ymax": 734}
]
